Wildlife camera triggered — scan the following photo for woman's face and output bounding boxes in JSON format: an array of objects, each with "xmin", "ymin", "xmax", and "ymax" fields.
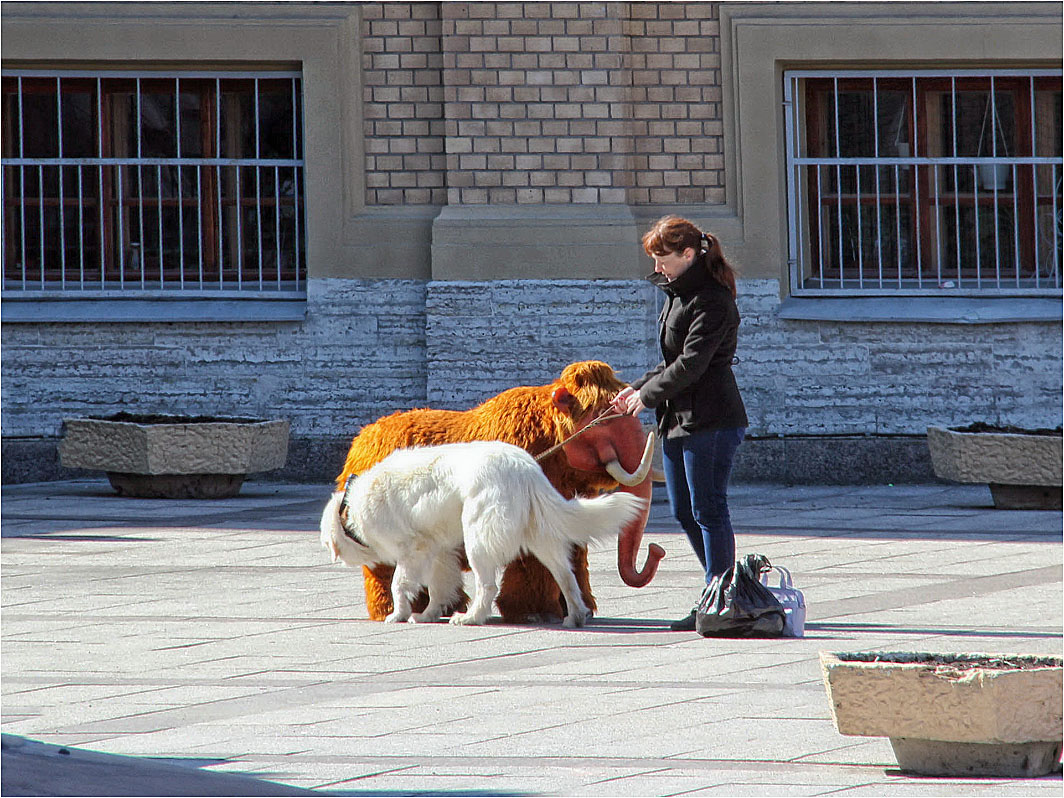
[{"xmin": 651, "ymin": 246, "xmax": 696, "ymax": 282}]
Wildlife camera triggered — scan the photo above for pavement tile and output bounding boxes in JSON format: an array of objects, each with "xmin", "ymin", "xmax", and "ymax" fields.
[
  {"xmin": 3, "ymin": 479, "xmax": 1061, "ymax": 797},
  {"xmin": 827, "ymin": 779, "xmax": 1063, "ymax": 796}
]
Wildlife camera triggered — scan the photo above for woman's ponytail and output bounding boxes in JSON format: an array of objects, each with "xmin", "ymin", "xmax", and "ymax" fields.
[{"xmin": 700, "ymin": 231, "xmax": 737, "ymax": 299}]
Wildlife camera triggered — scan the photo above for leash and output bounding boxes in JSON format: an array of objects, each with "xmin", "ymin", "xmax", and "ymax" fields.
[{"xmin": 533, "ymin": 405, "xmax": 628, "ymax": 463}]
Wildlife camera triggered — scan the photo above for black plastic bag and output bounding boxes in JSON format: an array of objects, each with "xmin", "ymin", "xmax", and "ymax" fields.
[{"xmin": 695, "ymin": 553, "xmax": 786, "ymax": 638}]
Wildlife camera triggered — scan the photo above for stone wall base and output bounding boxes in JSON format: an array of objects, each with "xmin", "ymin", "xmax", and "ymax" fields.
[{"xmin": 3, "ymin": 434, "xmax": 937, "ymax": 487}]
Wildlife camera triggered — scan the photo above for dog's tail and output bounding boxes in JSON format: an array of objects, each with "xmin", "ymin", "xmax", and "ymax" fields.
[
  {"xmin": 319, "ymin": 491, "xmax": 345, "ymax": 562},
  {"xmin": 528, "ymin": 482, "xmax": 646, "ymax": 547}
]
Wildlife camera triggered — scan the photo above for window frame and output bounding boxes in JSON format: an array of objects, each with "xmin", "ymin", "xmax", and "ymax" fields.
[
  {"xmin": 784, "ymin": 68, "xmax": 1062, "ymax": 298},
  {"xmin": 1, "ymin": 68, "xmax": 307, "ymax": 299}
]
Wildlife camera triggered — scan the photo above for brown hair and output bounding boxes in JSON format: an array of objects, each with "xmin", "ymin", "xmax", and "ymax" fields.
[{"xmin": 641, "ymin": 215, "xmax": 737, "ymax": 298}]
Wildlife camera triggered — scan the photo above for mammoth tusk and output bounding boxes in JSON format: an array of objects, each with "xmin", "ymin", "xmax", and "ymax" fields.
[{"xmin": 604, "ymin": 430, "xmax": 657, "ymax": 486}]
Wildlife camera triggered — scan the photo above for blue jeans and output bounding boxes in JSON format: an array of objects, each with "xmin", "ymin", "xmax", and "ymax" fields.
[{"xmin": 662, "ymin": 427, "xmax": 745, "ymax": 584}]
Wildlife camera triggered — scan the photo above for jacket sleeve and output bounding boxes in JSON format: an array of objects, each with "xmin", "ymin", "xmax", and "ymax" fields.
[
  {"xmin": 637, "ymin": 297, "xmax": 730, "ymax": 409},
  {"xmin": 631, "ymin": 361, "xmax": 665, "ymax": 391}
]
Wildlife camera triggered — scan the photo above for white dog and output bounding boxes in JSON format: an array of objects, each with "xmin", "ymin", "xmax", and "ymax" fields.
[{"xmin": 320, "ymin": 440, "xmax": 645, "ymax": 628}]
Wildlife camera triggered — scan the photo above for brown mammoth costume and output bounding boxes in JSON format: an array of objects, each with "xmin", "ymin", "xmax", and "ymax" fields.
[{"xmin": 335, "ymin": 360, "xmax": 664, "ymax": 623}]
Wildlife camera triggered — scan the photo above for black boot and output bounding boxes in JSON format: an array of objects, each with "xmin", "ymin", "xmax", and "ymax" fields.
[{"xmin": 669, "ymin": 608, "xmax": 697, "ymax": 631}]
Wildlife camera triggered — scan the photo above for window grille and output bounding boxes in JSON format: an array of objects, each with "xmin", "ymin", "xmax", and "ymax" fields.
[
  {"xmin": 784, "ymin": 69, "xmax": 1062, "ymax": 296},
  {"xmin": 1, "ymin": 70, "xmax": 305, "ymax": 297}
]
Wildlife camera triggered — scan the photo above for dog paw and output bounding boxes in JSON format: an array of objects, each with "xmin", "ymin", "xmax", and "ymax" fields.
[
  {"xmin": 384, "ymin": 612, "xmax": 409, "ymax": 624},
  {"xmin": 410, "ymin": 611, "xmax": 441, "ymax": 624},
  {"xmin": 562, "ymin": 613, "xmax": 587, "ymax": 629}
]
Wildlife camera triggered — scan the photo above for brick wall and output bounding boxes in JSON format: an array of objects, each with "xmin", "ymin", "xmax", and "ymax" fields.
[
  {"xmin": 362, "ymin": 2, "xmax": 725, "ymax": 206},
  {"xmin": 361, "ymin": 3, "xmax": 447, "ymax": 205}
]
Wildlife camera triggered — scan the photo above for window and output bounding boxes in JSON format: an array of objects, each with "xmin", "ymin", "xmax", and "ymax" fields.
[
  {"xmin": 2, "ymin": 70, "xmax": 305, "ymax": 296},
  {"xmin": 784, "ymin": 70, "xmax": 1062, "ymax": 296}
]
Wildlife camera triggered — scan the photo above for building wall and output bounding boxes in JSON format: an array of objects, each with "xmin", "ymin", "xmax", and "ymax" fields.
[
  {"xmin": 3, "ymin": 275, "xmax": 1057, "ymax": 484},
  {"xmin": 0, "ymin": 279, "xmax": 663, "ymax": 483},
  {"xmin": 362, "ymin": 2, "xmax": 724, "ymax": 207},
  {"xmin": 1, "ymin": 281, "xmax": 429, "ymax": 442},
  {"xmin": 1, "ymin": 2, "xmax": 1061, "ymax": 485}
]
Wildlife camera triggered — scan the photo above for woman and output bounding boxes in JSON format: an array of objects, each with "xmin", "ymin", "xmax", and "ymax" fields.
[{"xmin": 612, "ymin": 216, "xmax": 748, "ymax": 631}]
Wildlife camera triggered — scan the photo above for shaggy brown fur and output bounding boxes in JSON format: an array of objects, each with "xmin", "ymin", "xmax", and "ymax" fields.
[{"xmin": 336, "ymin": 360, "xmax": 628, "ymax": 623}]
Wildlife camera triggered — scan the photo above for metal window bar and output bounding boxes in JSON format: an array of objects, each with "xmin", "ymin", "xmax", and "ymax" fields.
[
  {"xmin": 176, "ymin": 76, "xmax": 184, "ymax": 289},
  {"xmin": 989, "ymin": 76, "xmax": 998, "ymax": 287},
  {"xmin": 255, "ymin": 78, "xmax": 263, "ymax": 290},
  {"xmin": 156, "ymin": 163, "xmax": 164, "ymax": 286},
  {"xmin": 18, "ymin": 77, "xmax": 26, "ymax": 291},
  {"xmin": 37, "ymin": 164, "xmax": 44, "ymax": 289},
  {"xmin": 784, "ymin": 69, "xmax": 1062, "ymax": 296},
  {"xmin": 1030, "ymin": 79, "xmax": 1040, "ymax": 287},
  {"xmin": 136, "ymin": 79, "xmax": 144, "ymax": 289},
  {"xmin": 77, "ymin": 165, "xmax": 84, "ymax": 286},
  {"xmin": 274, "ymin": 165, "xmax": 281, "ymax": 289},
  {"xmin": 292, "ymin": 76, "xmax": 302, "ymax": 292},
  {"xmin": 933, "ymin": 165, "xmax": 942, "ymax": 289},
  {"xmin": 950, "ymin": 78, "xmax": 961, "ymax": 289},
  {"xmin": 833, "ymin": 78, "xmax": 843, "ymax": 288},
  {"xmin": 56, "ymin": 77, "xmax": 66, "ymax": 288},
  {"xmin": 117, "ymin": 163, "xmax": 125, "ymax": 288},
  {"xmin": 0, "ymin": 168, "xmax": 4, "ymax": 283},
  {"xmin": 856, "ymin": 159, "xmax": 864, "ymax": 289},
  {"xmin": 974, "ymin": 164, "xmax": 982, "ymax": 284},
  {"xmin": 912, "ymin": 76, "xmax": 923, "ymax": 286},
  {"xmin": 216, "ymin": 79, "xmax": 223, "ymax": 290},
  {"xmin": 196, "ymin": 165, "xmax": 203, "ymax": 287},
  {"xmin": 97, "ymin": 78, "xmax": 104, "ymax": 289},
  {"xmin": 873, "ymin": 77, "xmax": 883, "ymax": 286},
  {"xmin": 1, "ymin": 69, "xmax": 305, "ymax": 297},
  {"xmin": 235, "ymin": 165, "xmax": 243, "ymax": 290},
  {"xmin": 1053, "ymin": 163, "xmax": 1060, "ymax": 282},
  {"xmin": 1012, "ymin": 164, "xmax": 1021, "ymax": 287}
]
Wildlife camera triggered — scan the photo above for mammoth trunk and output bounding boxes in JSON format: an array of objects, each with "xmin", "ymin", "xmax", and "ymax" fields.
[
  {"xmin": 615, "ymin": 473, "xmax": 665, "ymax": 587},
  {"xmin": 558, "ymin": 412, "xmax": 666, "ymax": 589}
]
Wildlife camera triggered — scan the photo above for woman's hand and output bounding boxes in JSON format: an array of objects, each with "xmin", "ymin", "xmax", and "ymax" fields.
[{"xmin": 611, "ymin": 387, "xmax": 646, "ymax": 416}]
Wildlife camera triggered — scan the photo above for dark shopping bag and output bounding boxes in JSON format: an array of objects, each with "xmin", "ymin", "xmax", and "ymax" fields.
[{"xmin": 695, "ymin": 553, "xmax": 786, "ymax": 638}]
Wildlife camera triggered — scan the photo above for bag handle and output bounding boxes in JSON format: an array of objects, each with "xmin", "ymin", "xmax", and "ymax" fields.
[{"xmin": 760, "ymin": 565, "xmax": 793, "ymax": 590}]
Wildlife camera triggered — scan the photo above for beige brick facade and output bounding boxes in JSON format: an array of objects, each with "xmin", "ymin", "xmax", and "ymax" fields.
[{"xmin": 361, "ymin": 2, "xmax": 724, "ymax": 206}]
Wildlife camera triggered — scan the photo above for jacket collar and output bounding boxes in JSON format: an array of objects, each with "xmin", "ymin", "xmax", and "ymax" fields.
[{"xmin": 645, "ymin": 258, "xmax": 712, "ymax": 297}]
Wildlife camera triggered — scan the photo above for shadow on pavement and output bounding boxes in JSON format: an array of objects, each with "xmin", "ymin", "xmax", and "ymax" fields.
[{"xmin": 1, "ymin": 735, "xmax": 313, "ymax": 797}]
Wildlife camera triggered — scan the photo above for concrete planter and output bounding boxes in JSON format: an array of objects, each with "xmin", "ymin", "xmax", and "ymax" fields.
[
  {"xmin": 59, "ymin": 414, "xmax": 289, "ymax": 498},
  {"xmin": 821, "ymin": 651, "xmax": 1063, "ymax": 777},
  {"xmin": 926, "ymin": 425, "xmax": 1062, "ymax": 509}
]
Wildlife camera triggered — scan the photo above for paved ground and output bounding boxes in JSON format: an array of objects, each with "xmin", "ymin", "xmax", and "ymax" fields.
[{"xmin": 2, "ymin": 478, "xmax": 1061, "ymax": 797}]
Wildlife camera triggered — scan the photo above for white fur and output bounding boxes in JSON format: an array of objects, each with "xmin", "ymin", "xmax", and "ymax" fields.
[{"xmin": 320, "ymin": 441, "xmax": 645, "ymax": 627}]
